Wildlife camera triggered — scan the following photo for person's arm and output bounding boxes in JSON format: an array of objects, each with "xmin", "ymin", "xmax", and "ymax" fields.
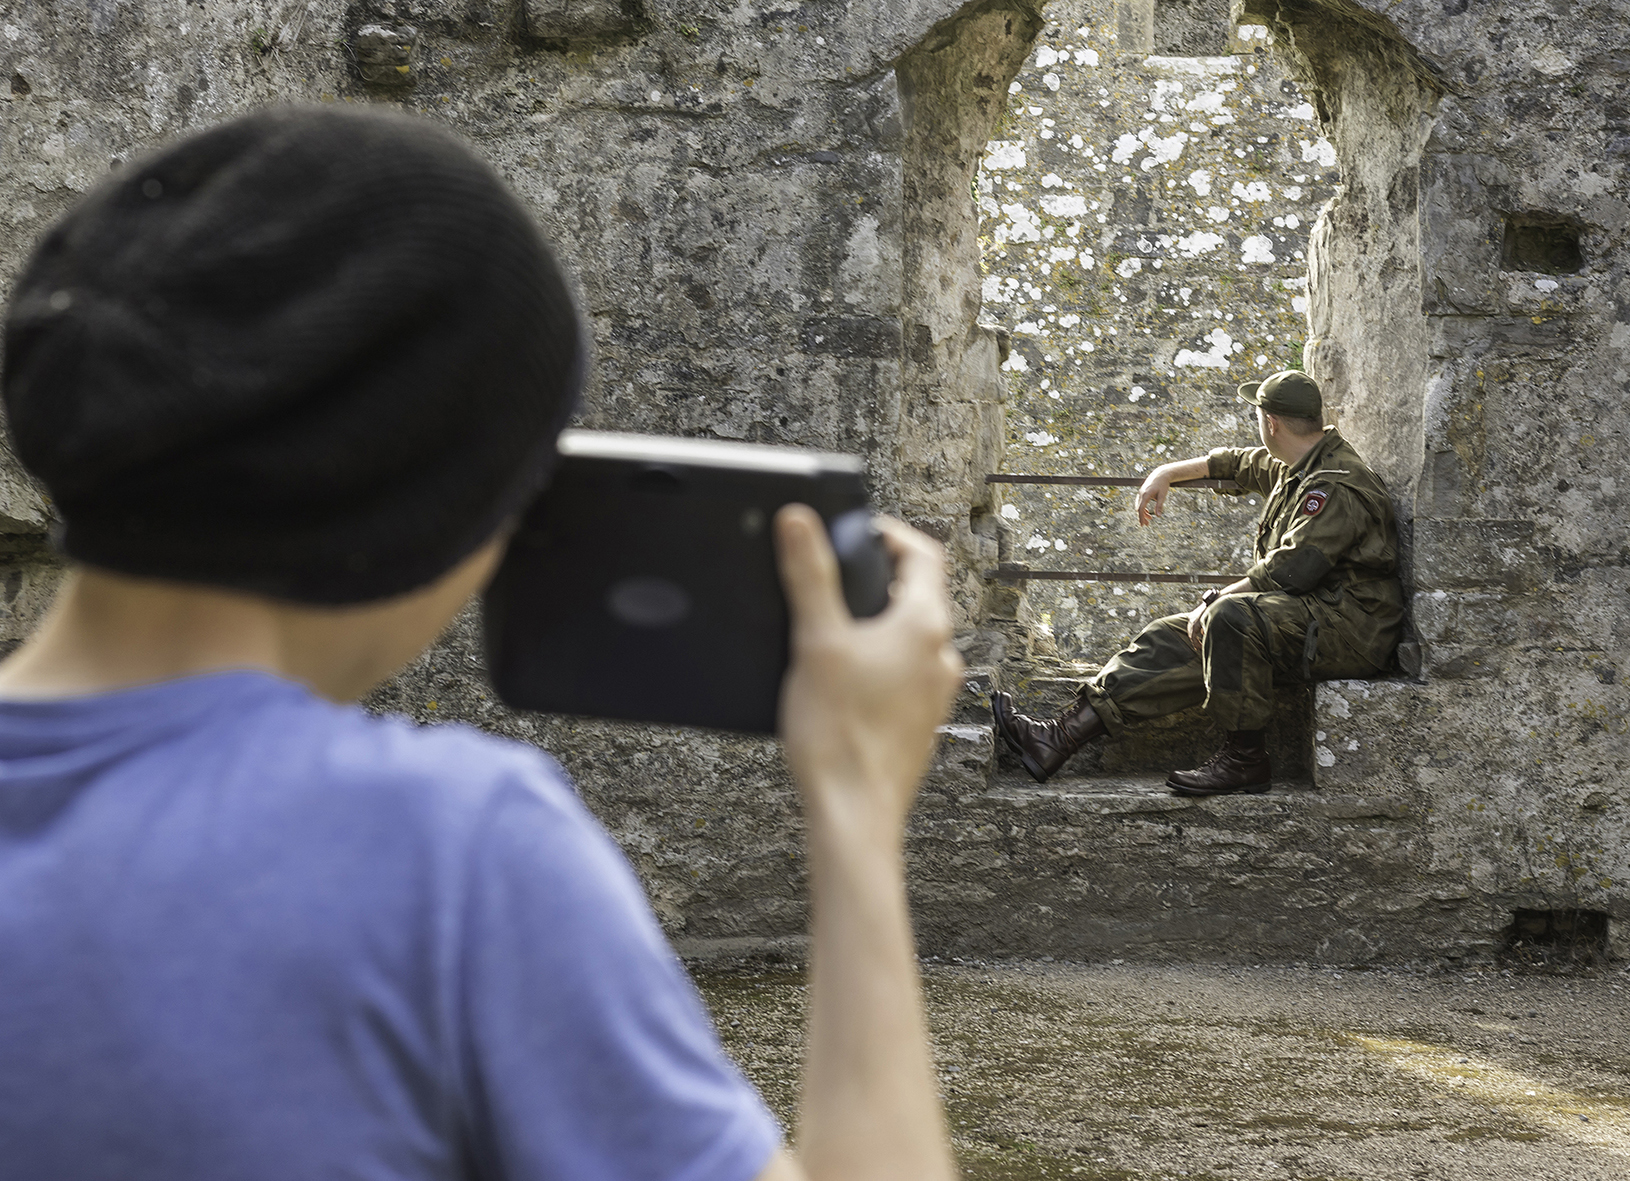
[
  {"xmin": 1184, "ymin": 576, "xmax": 1255, "ymax": 651},
  {"xmin": 761, "ymin": 506, "xmax": 963, "ymax": 1181},
  {"xmin": 1205, "ymin": 446, "xmax": 1278, "ymax": 497},
  {"xmin": 1134, "ymin": 456, "xmax": 1210, "ymax": 526}
]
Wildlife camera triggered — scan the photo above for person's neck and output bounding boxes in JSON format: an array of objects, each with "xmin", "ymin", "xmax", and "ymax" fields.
[
  {"xmin": 1270, "ymin": 430, "xmax": 1323, "ymax": 470},
  {"xmin": 0, "ymin": 546, "xmax": 501, "ymax": 703},
  {"xmin": 0, "ymin": 570, "xmax": 283, "ymax": 697}
]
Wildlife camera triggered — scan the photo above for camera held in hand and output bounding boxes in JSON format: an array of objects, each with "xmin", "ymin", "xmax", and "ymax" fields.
[{"xmin": 483, "ymin": 431, "xmax": 893, "ymax": 734}]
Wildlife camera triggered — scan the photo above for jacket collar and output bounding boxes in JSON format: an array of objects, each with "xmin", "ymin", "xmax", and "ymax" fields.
[{"xmin": 1285, "ymin": 426, "xmax": 1343, "ymax": 482}]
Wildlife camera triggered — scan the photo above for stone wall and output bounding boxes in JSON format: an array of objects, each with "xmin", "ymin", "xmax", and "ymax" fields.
[
  {"xmin": 1, "ymin": 0, "xmax": 1626, "ymax": 965},
  {"xmin": 0, "ymin": 0, "xmax": 1039, "ymax": 945}
]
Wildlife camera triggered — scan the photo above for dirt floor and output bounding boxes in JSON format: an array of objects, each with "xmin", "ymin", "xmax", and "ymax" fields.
[{"xmin": 695, "ymin": 961, "xmax": 1630, "ymax": 1181}]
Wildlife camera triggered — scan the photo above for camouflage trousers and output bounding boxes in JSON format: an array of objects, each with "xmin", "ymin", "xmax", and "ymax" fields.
[{"xmin": 1078, "ymin": 590, "xmax": 1399, "ymax": 734}]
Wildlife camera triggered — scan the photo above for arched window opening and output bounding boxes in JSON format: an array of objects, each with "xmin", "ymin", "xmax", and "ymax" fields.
[{"xmin": 977, "ymin": 2, "xmax": 1338, "ymax": 689}]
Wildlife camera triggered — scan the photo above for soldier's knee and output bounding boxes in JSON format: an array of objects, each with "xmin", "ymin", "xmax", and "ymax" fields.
[
  {"xmin": 1204, "ymin": 596, "xmax": 1257, "ymax": 636},
  {"xmin": 1145, "ymin": 613, "xmax": 1192, "ymax": 639}
]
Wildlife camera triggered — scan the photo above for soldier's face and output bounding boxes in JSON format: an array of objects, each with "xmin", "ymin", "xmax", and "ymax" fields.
[{"xmin": 1258, "ymin": 408, "xmax": 1296, "ymax": 463}]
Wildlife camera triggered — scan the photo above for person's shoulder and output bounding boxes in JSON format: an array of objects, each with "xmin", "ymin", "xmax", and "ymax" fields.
[
  {"xmin": 1252, "ymin": 448, "xmax": 1287, "ymax": 484},
  {"xmin": 1300, "ymin": 435, "xmax": 1396, "ymax": 531},
  {"xmin": 242, "ymin": 679, "xmax": 576, "ymax": 822},
  {"xmin": 1311, "ymin": 432, "xmax": 1387, "ymax": 489}
]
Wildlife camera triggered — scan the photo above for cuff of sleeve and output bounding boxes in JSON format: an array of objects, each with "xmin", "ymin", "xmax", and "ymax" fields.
[
  {"xmin": 1207, "ymin": 447, "xmax": 1240, "ymax": 480},
  {"xmin": 1245, "ymin": 562, "xmax": 1281, "ymax": 593},
  {"xmin": 667, "ymin": 1101, "xmax": 784, "ymax": 1181}
]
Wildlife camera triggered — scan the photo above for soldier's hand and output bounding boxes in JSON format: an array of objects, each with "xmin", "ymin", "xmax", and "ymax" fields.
[
  {"xmin": 1186, "ymin": 602, "xmax": 1206, "ymax": 653},
  {"xmin": 1135, "ymin": 472, "xmax": 1171, "ymax": 526}
]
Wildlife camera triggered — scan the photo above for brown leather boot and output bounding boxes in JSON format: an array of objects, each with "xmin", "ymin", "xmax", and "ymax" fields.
[
  {"xmin": 991, "ymin": 691, "xmax": 1106, "ymax": 783},
  {"xmin": 1166, "ymin": 730, "xmax": 1272, "ymax": 796}
]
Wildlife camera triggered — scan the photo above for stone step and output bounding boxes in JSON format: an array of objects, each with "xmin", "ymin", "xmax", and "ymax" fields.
[
  {"xmin": 984, "ymin": 770, "xmax": 1319, "ymax": 801},
  {"xmin": 933, "ymin": 722, "xmax": 1321, "ymax": 798},
  {"xmin": 947, "ymin": 675, "xmax": 1423, "ymax": 795},
  {"xmin": 915, "ymin": 707, "xmax": 1434, "ymax": 962},
  {"xmin": 904, "ymin": 769, "xmax": 1423, "ymax": 962}
]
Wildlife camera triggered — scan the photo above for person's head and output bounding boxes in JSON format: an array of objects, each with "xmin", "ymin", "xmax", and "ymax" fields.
[
  {"xmin": 1237, "ymin": 370, "xmax": 1324, "ymax": 460},
  {"xmin": 2, "ymin": 106, "xmax": 585, "ymax": 610}
]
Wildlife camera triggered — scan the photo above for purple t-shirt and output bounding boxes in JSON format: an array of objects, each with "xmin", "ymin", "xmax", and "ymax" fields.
[{"xmin": 0, "ymin": 671, "xmax": 780, "ymax": 1180}]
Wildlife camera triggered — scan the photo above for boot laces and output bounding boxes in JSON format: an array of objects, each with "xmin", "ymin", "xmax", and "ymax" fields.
[{"xmin": 1195, "ymin": 740, "xmax": 1252, "ymax": 775}]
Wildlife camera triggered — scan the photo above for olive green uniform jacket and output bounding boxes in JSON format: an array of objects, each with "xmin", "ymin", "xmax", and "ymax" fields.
[{"xmin": 1081, "ymin": 428, "xmax": 1405, "ymax": 734}]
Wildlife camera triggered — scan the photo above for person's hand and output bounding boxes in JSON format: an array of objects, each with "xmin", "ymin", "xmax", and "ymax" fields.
[
  {"xmin": 773, "ymin": 506, "xmax": 963, "ymax": 836},
  {"xmin": 1135, "ymin": 467, "xmax": 1173, "ymax": 526},
  {"xmin": 1186, "ymin": 600, "xmax": 1207, "ymax": 653}
]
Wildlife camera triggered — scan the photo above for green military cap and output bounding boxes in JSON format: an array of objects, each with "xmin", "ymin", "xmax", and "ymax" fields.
[{"xmin": 1237, "ymin": 369, "xmax": 1322, "ymax": 418}]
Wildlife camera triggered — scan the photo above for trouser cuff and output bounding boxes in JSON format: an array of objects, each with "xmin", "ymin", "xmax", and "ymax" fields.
[
  {"xmin": 1202, "ymin": 689, "xmax": 1273, "ymax": 733},
  {"xmin": 1077, "ymin": 681, "xmax": 1128, "ymax": 738}
]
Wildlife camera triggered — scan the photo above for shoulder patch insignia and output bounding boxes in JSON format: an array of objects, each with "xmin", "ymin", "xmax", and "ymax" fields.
[{"xmin": 1302, "ymin": 489, "xmax": 1329, "ymax": 516}]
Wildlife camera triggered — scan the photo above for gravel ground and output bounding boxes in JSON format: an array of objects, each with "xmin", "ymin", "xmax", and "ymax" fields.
[{"xmin": 695, "ymin": 962, "xmax": 1630, "ymax": 1181}]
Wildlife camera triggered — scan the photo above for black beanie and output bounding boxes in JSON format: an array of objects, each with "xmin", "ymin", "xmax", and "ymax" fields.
[{"xmin": 1, "ymin": 105, "xmax": 584, "ymax": 604}]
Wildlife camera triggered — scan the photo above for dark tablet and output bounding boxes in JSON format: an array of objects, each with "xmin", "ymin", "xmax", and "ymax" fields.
[{"xmin": 482, "ymin": 430, "xmax": 891, "ymax": 734}]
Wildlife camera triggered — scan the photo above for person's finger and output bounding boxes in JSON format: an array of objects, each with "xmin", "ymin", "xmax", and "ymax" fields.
[
  {"xmin": 774, "ymin": 504, "xmax": 848, "ymax": 633},
  {"xmin": 874, "ymin": 517, "xmax": 943, "ymax": 588},
  {"xmin": 873, "ymin": 518, "xmax": 951, "ymax": 632}
]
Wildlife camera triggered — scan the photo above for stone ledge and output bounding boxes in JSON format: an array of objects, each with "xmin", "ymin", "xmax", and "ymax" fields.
[
  {"xmin": 671, "ymin": 935, "xmax": 810, "ymax": 968},
  {"xmin": 922, "ymin": 769, "xmax": 1415, "ymax": 824},
  {"xmin": 984, "ymin": 771, "xmax": 1317, "ymax": 800},
  {"xmin": 966, "ymin": 777, "xmax": 1415, "ymax": 823}
]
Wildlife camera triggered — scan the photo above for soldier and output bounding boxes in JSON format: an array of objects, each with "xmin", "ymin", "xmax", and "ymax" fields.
[{"xmin": 991, "ymin": 370, "xmax": 1405, "ymax": 796}]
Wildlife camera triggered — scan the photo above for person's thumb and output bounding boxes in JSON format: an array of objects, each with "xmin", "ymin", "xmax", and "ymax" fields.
[{"xmin": 774, "ymin": 504, "xmax": 847, "ymax": 634}]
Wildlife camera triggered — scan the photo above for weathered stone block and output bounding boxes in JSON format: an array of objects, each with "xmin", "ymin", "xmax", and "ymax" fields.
[
  {"xmin": 931, "ymin": 724, "xmax": 997, "ymax": 792},
  {"xmin": 524, "ymin": 0, "xmax": 643, "ymax": 40},
  {"xmin": 1311, "ymin": 679, "xmax": 1420, "ymax": 795},
  {"xmin": 1410, "ymin": 588, "xmax": 1572, "ymax": 649},
  {"xmin": 351, "ymin": 24, "xmax": 419, "ymax": 86},
  {"xmin": 1610, "ymin": 919, "xmax": 1630, "ymax": 964},
  {"xmin": 951, "ymin": 666, "xmax": 997, "ymax": 725},
  {"xmin": 1411, "ymin": 518, "xmax": 1542, "ymax": 592},
  {"xmin": 1419, "ymin": 152, "xmax": 1506, "ymax": 314},
  {"xmin": 0, "ymin": 451, "xmax": 50, "ymax": 535}
]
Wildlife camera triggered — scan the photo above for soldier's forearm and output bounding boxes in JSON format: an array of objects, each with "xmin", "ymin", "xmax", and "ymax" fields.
[
  {"xmin": 1152, "ymin": 457, "xmax": 1211, "ymax": 485},
  {"xmin": 1136, "ymin": 456, "xmax": 1214, "ymax": 526}
]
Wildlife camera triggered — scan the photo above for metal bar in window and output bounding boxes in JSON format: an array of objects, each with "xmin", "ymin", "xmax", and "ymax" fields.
[
  {"xmin": 984, "ymin": 474, "xmax": 1239, "ymax": 490},
  {"xmin": 983, "ymin": 566, "xmax": 1239, "ymax": 585}
]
